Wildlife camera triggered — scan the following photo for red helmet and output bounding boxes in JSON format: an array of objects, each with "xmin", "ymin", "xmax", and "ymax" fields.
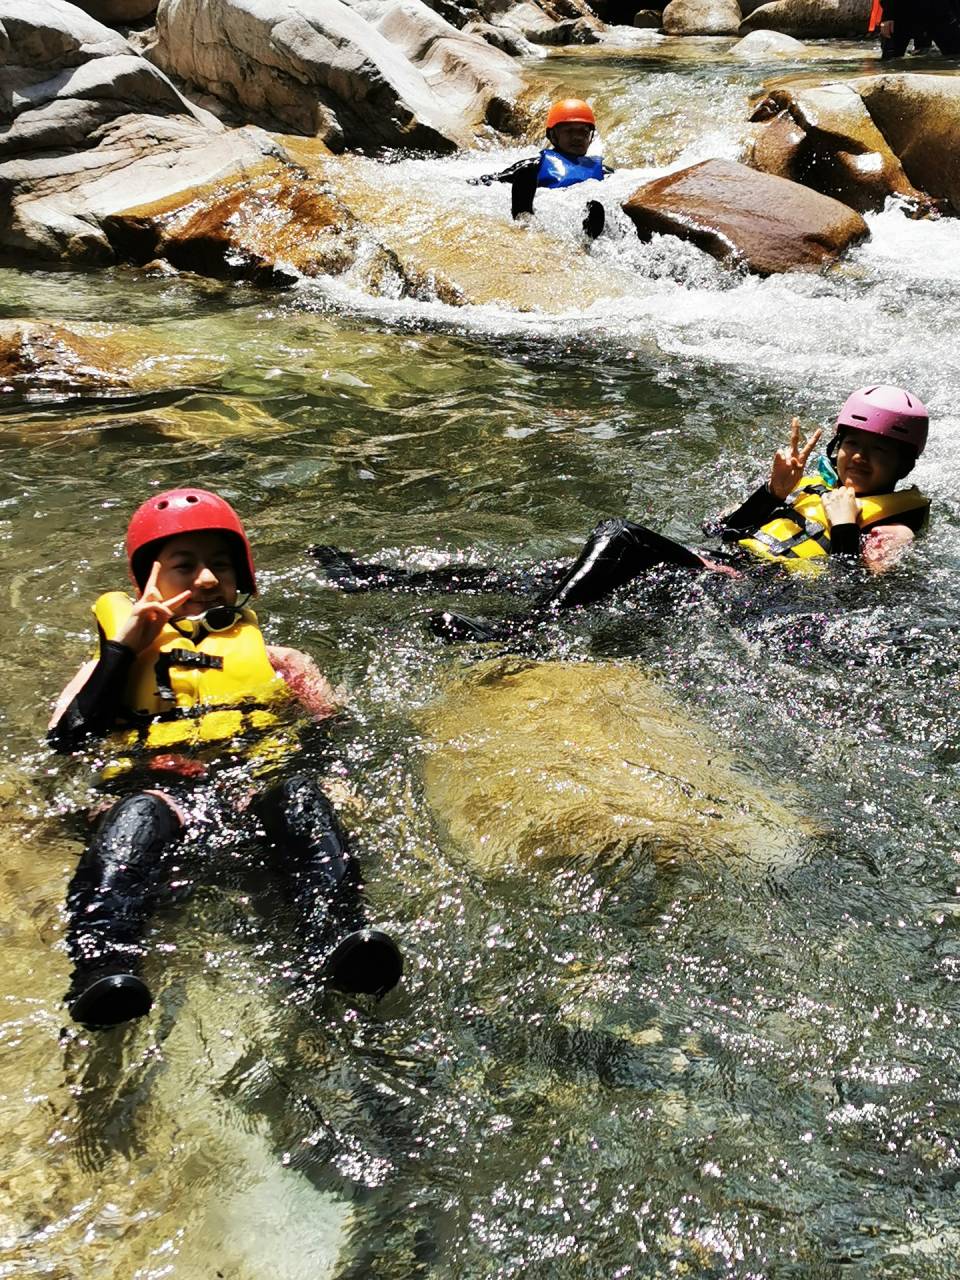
[
  {"xmin": 126, "ymin": 488, "xmax": 256, "ymax": 595},
  {"xmin": 545, "ymin": 98, "xmax": 596, "ymax": 131}
]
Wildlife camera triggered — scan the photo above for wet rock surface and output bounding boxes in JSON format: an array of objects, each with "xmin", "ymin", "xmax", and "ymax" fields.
[
  {"xmin": 105, "ymin": 168, "xmax": 411, "ymax": 291},
  {"xmin": 622, "ymin": 157, "xmax": 869, "ymax": 274},
  {"xmin": 149, "ymin": 0, "xmax": 526, "ymax": 150},
  {"xmin": 748, "ymin": 80, "xmax": 925, "ymax": 213},
  {"xmin": 740, "ymin": 0, "xmax": 872, "ymax": 37}
]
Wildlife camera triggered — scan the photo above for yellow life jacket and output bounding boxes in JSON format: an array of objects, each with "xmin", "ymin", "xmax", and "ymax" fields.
[
  {"xmin": 94, "ymin": 592, "xmax": 291, "ymax": 761},
  {"xmin": 737, "ymin": 476, "xmax": 929, "ymax": 564}
]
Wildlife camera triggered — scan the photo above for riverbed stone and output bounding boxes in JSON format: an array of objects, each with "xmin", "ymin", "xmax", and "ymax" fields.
[
  {"xmin": 730, "ymin": 28, "xmax": 806, "ymax": 55},
  {"xmin": 662, "ymin": 0, "xmax": 741, "ymax": 35},
  {"xmin": 748, "ymin": 80, "xmax": 925, "ymax": 213},
  {"xmin": 421, "ymin": 658, "xmax": 808, "ymax": 873},
  {"xmin": 622, "ymin": 157, "xmax": 869, "ymax": 274},
  {"xmin": 150, "ymin": 0, "xmax": 525, "ymax": 150},
  {"xmin": 740, "ymin": 0, "xmax": 871, "ymax": 37},
  {"xmin": 848, "ymin": 73, "xmax": 960, "ymax": 216}
]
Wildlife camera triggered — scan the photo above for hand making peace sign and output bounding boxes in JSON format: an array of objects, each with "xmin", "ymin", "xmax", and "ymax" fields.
[
  {"xmin": 768, "ymin": 417, "xmax": 823, "ymax": 500},
  {"xmin": 116, "ymin": 560, "xmax": 191, "ymax": 654}
]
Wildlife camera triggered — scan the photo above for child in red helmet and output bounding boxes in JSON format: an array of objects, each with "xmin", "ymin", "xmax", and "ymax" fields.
[
  {"xmin": 49, "ymin": 488, "xmax": 402, "ymax": 1030},
  {"xmin": 472, "ymin": 97, "xmax": 612, "ymax": 238},
  {"xmin": 310, "ymin": 387, "xmax": 932, "ymax": 640}
]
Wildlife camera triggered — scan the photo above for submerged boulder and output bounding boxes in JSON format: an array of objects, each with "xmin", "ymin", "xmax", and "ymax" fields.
[
  {"xmin": 622, "ymin": 157, "xmax": 868, "ymax": 274},
  {"xmin": 150, "ymin": 0, "xmax": 525, "ymax": 150},
  {"xmin": 0, "ymin": 319, "xmax": 221, "ymax": 395},
  {"xmin": 662, "ymin": 0, "xmax": 741, "ymax": 35},
  {"xmin": 421, "ymin": 659, "xmax": 808, "ymax": 874},
  {"xmin": 748, "ymin": 81, "xmax": 926, "ymax": 213},
  {"xmin": 848, "ymin": 73, "xmax": 960, "ymax": 216},
  {"xmin": 740, "ymin": 0, "xmax": 871, "ymax": 37}
]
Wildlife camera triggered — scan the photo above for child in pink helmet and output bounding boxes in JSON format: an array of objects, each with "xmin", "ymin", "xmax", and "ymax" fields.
[
  {"xmin": 49, "ymin": 488, "xmax": 402, "ymax": 1030},
  {"xmin": 310, "ymin": 386, "xmax": 931, "ymax": 639}
]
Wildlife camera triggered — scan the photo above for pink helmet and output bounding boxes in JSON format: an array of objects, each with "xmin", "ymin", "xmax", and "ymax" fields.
[{"xmin": 835, "ymin": 385, "xmax": 929, "ymax": 457}]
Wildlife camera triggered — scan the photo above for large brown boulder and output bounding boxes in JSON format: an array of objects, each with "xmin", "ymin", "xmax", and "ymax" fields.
[
  {"xmin": 748, "ymin": 80, "xmax": 926, "ymax": 213},
  {"xmin": 662, "ymin": 0, "xmax": 741, "ymax": 35},
  {"xmin": 622, "ymin": 158, "xmax": 869, "ymax": 274},
  {"xmin": 848, "ymin": 73, "xmax": 960, "ymax": 216},
  {"xmin": 740, "ymin": 0, "xmax": 870, "ymax": 36},
  {"xmin": 150, "ymin": 0, "xmax": 525, "ymax": 150}
]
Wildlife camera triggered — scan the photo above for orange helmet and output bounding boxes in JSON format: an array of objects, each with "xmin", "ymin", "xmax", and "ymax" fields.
[{"xmin": 545, "ymin": 99, "xmax": 596, "ymax": 131}]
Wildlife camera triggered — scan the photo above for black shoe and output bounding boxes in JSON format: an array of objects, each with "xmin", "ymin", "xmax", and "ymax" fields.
[
  {"xmin": 583, "ymin": 200, "xmax": 605, "ymax": 239},
  {"xmin": 68, "ymin": 971, "xmax": 153, "ymax": 1029},
  {"xmin": 324, "ymin": 929, "xmax": 403, "ymax": 998},
  {"xmin": 427, "ymin": 610, "xmax": 509, "ymax": 643}
]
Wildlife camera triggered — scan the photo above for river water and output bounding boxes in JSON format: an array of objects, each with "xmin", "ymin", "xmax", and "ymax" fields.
[{"xmin": 2, "ymin": 34, "xmax": 960, "ymax": 1279}]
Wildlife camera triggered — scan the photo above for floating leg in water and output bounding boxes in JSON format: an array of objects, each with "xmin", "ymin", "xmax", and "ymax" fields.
[
  {"xmin": 65, "ymin": 791, "xmax": 181, "ymax": 1029},
  {"xmin": 256, "ymin": 775, "xmax": 403, "ymax": 998}
]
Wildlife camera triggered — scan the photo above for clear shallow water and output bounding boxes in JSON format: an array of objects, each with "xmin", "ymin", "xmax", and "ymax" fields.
[{"xmin": 3, "ymin": 38, "xmax": 960, "ymax": 1280}]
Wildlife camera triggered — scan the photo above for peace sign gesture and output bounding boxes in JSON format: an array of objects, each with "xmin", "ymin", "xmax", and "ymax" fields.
[
  {"xmin": 769, "ymin": 417, "xmax": 822, "ymax": 500},
  {"xmin": 116, "ymin": 560, "xmax": 191, "ymax": 654}
]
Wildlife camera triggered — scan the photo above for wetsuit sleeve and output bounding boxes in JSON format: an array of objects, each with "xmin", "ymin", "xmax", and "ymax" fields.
[
  {"xmin": 470, "ymin": 157, "xmax": 541, "ymax": 218},
  {"xmin": 48, "ymin": 639, "xmax": 135, "ymax": 753},
  {"xmin": 828, "ymin": 523, "xmax": 860, "ymax": 556},
  {"xmin": 705, "ymin": 484, "xmax": 782, "ymax": 541}
]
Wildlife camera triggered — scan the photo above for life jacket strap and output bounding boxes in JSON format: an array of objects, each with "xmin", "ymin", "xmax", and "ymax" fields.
[{"xmin": 154, "ymin": 648, "xmax": 224, "ymax": 702}]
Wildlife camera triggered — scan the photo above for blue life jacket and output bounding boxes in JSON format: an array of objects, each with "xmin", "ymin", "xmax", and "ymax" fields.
[{"xmin": 536, "ymin": 149, "xmax": 605, "ymax": 190}]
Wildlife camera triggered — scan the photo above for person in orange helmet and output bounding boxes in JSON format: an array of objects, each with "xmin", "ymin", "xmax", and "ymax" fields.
[{"xmin": 472, "ymin": 97, "xmax": 612, "ymax": 238}]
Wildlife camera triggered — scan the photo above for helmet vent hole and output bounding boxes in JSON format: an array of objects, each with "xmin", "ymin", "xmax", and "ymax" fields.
[
  {"xmin": 851, "ymin": 414, "xmax": 867, "ymax": 421},
  {"xmin": 186, "ymin": 495, "xmax": 199, "ymax": 503},
  {"xmin": 157, "ymin": 500, "xmax": 168, "ymax": 509}
]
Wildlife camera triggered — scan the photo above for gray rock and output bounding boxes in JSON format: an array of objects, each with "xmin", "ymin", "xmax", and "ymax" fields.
[
  {"xmin": 0, "ymin": 0, "xmax": 234, "ymax": 261},
  {"xmin": 740, "ymin": 0, "xmax": 871, "ymax": 38},
  {"xmin": 662, "ymin": 0, "xmax": 741, "ymax": 36},
  {"xmin": 150, "ymin": 0, "xmax": 524, "ymax": 151}
]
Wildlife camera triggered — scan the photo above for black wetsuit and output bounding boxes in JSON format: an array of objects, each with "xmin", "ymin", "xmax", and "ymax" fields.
[
  {"xmin": 309, "ymin": 482, "xmax": 927, "ymax": 641},
  {"xmin": 473, "ymin": 151, "xmax": 614, "ymax": 236},
  {"xmin": 878, "ymin": 0, "xmax": 960, "ymax": 56},
  {"xmin": 51, "ymin": 635, "xmax": 402, "ymax": 1028}
]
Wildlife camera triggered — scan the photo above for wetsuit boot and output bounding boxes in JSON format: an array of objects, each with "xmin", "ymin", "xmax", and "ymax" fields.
[
  {"xmin": 65, "ymin": 792, "xmax": 180, "ymax": 1029},
  {"xmin": 256, "ymin": 775, "xmax": 402, "ymax": 998}
]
